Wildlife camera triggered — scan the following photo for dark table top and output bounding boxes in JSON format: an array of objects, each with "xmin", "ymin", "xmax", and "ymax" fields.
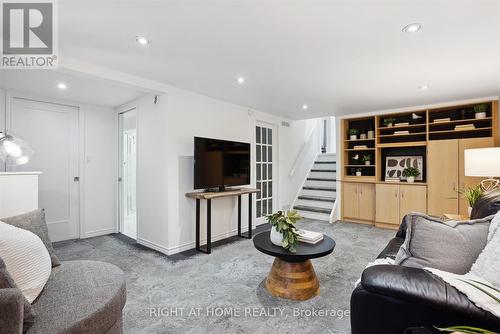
[{"xmin": 253, "ymin": 231, "xmax": 335, "ymax": 262}]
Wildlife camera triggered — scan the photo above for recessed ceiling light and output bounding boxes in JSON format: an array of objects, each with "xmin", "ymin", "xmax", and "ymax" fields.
[
  {"xmin": 419, "ymin": 85, "xmax": 429, "ymax": 90},
  {"xmin": 302, "ymin": 105, "xmax": 309, "ymax": 110},
  {"xmin": 57, "ymin": 83, "xmax": 67, "ymax": 90},
  {"xmin": 237, "ymin": 77, "xmax": 245, "ymax": 84},
  {"xmin": 135, "ymin": 36, "xmax": 149, "ymax": 46},
  {"xmin": 402, "ymin": 23, "xmax": 422, "ymax": 33}
]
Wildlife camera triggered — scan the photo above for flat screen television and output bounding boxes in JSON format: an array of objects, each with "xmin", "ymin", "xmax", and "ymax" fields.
[{"xmin": 194, "ymin": 137, "xmax": 251, "ymax": 191}]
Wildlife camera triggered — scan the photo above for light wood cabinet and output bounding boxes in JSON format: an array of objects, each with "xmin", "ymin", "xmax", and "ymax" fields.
[
  {"xmin": 428, "ymin": 138, "xmax": 494, "ymax": 217},
  {"xmin": 375, "ymin": 184, "xmax": 400, "ymax": 225},
  {"xmin": 428, "ymin": 139, "xmax": 459, "ymax": 216},
  {"xmin": 376, "ymin": 183, "xmax": 427, "ymax": 227},
  {"xmin": 458, "ymin": 137, "xmax": 494, "ymax": 215},
  {"xmin": 342, "ymin": 182, "xmax": 375, "ymax": 222}
]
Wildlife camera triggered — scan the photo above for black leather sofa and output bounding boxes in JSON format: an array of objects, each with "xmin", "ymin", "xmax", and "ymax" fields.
[{"xmin": 350, "ymin": 191, "xmax": 500, "ymax": 334}]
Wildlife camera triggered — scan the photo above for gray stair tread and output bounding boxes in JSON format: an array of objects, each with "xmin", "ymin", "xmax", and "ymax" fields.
[
  {"xmin": 303, "ymin": 186, "xmax": 336, "ymax": 191},
  {"xmin": 293, "ymin": 205, "xmax": 331, "ymax": 214},
  {"xmin": 298, "ymin": 195, "xmax": 336, "ymax": 202},
  {"xmin": 314, "ymin": 161, "xmax": 336, "ymax": 164},
  {"xmin": 307, "ymin": 177, "xmax": 336, "ymax": 181},
  {"xmin": 311, "ymin": 169, "xmax": 336, "ymax": 172}
]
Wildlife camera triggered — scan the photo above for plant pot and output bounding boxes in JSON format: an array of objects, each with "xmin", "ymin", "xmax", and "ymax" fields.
[
  {"xmin": 475, "ymin": 112, "xmax": 486, "ymax": 119},
  {"xmin": 349, "ymin": 135, "xmax": 357, "ymax": 140},
  {"xmin": 468, "ymin": 206, "xmax": 472, "ymax": 217},
  {"xmin": 406, "ymin": 176, "xmax": 415, "ymax": 183},
  {"xmin": 270, "ymin": 227, "xmax": 283, "ymax": 247},
  {"xmin": 367, "ymin": 130, "xmax": 374, "ymax": 139},
  {"xmin": 365, "ymin": 161, "xmax": 370, "ymax": 166},
  {"xmin": 387, "ymin": 123, "xmax": 394, "ymax": 128},
  {"xmin": 355, "ymin": 171, "xmax": 362, "ymax": 176},
  {"xmin": 360, "ymin": 133, "xmax": 367, "ymax": 139}
]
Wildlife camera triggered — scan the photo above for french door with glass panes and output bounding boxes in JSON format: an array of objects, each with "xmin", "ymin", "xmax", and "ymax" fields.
[{"xmin": 256, "ymin": 123, "xmax": 277, "ymax": 222}]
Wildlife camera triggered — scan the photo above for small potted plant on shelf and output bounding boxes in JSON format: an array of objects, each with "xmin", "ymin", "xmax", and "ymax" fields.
[
  {"xmin": 266, "ymin": 210, "xmax": 301, "ymax": 253},
  {"xmin": 474, "ymin": 103, "xmax": 488, "ymax": 119},
  {"xmin": 383, "ymin": 117, "xmax": 397, "ymax": 127},
  {"xmin": 355, "ymin": 168, "xmax": 362, "ymax": 176},
  {"xmin": 348, "ymin": 129, "xmax": 359, "ymax": 140},
  {"xmin": 362, "ymin": 154, "xmax": 372, "ymax": 165},
  {"xmin": 402, "ymin": 167, "xmax": 420, "ymax": 183},
  {"xmin": 459, "ymin": 185, "xmax": 483, "ymax": 217}
]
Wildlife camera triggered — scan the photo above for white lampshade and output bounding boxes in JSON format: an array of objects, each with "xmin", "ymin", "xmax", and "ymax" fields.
[{"xmin": 464, "ymin": 148, "xmax": 500, "ymax": 177}]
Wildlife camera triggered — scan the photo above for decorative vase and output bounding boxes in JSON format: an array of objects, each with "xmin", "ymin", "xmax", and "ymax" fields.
[
  {"xmin": 360, "ymin": 133, "xmax": 367, "ymax": 139},
  {"xmin": 468, "ymin": 206, "xmax": 472, "ymax": 217},
  {"xmin": 475, "ymin": 112, "xmax": 486, "ymax": 119},
  {"xmin": 407, "ymin": 176, "xmax": 415, "ymax": 183},
  {"xmin": 356, "ymin": 171, "xmax": 362, "ymax": 176},
  {"xmin": 367, "ymin": 130, "xmax": 374, "ymax": 139},
  {"xmin": 350, "ymin": 135, "xmax": 357, "ymax": 140},
  {"xmin": 387, "ymin": 123, "xmax": 394, "ymax": 127},
  {"xmin": 270, "ymin": 227, "xmax": 283, "ymax": 247},
  {"xmin": 365, "ymin": 161, "xmax": 370, "ymax": 166}
]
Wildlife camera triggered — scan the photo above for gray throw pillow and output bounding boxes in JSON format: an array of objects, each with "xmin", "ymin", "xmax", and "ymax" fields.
[
  {"xmin": 1, "ymin": 209, "xmax": 61, "ymax": 267},
  {"xmin": 395, "ymin": 213, "xmax": 492, "ymax": 274},
  {"xmin": 0, "ymin": 257, "xmax": 36, "ymax": 331}
]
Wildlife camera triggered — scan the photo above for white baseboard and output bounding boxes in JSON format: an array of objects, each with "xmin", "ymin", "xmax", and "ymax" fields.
[{"xmin": 82, "ymin": 227, "xmax": 117, "ymax": 238}]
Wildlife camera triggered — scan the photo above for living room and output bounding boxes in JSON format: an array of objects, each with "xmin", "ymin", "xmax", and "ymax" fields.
[{"xmin": 0, "ymin": 1, "xmax": 499, "ymax": 334}]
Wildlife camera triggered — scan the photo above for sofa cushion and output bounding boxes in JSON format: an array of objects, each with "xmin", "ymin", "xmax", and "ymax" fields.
[
  {"xmin": 0, "ymin": 221, "xmax": 52, "ymax": 303},
  {"xmin": 28, "ymin": 260, "xmax": 126, "ymax": 334},
  {"xmin": 0, "ymin": 258, "xmax": 36, "ymax": 331},
  {"xmin": 377, "ymin": 237, "xmax": 404, "ymax": 259},
  {"xmin": 395, "ymin": 213, "xmax": 491, "ymax": 274},
  {"xmin": 1, "ymin": 209, "xmax": 61, "ymax": 267}
]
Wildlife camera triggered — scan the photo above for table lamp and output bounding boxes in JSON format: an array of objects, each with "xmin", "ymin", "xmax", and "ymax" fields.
[
  {"xmin": 464, "ymin": 147, "xmax": 500, "ymax": 191},
  {"xmin": 0, "ymin": 132, "xmax": 34, "ymax": 166}
]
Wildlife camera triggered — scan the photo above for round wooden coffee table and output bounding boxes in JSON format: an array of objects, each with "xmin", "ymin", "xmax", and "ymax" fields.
[{"xmin": 253, "ymin": 231, "xmax": 335, "ymax": 300}]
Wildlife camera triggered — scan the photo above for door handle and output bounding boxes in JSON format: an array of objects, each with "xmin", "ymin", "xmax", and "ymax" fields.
[
  {"xmin": 118, "ymin": 177, "xmax": 123, "ymax": 182},
  {"xmin": 73, "ymin": 177, "xmax": 79, "ymax": 182}
]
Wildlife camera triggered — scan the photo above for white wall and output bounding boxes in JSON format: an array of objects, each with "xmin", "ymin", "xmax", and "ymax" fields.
[
  {"xmin": 118, "ymin": 88, "xmax": 320, "ymax": 255},
  {"xmin": 0, "ymin": 89, "xmax": 117, "ymax": 238}
]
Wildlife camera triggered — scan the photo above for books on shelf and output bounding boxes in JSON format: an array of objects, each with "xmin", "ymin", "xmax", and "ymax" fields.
[
  {"xmin": 433, "ymin": 118, "xmax": 451, "ymax": 123},
  {"xmin": 394, "ymin": 130, "xmax": 410, "ymax": 135},
  {"xmin": 385, "ymin": 178, "xmax": 400, "ymax": 182},
  {"xmin": 394, "ymin": 122, "xmax": 410, "ymax": 127},
  {"xmin": 353, "ymin": 145, "xmax": 368, "ymax": 149},
  {"xmin": 296, "ymin": 229, "xmax": 323, "ymax": 244},
  {"xmin": 454, "ymin": 124, "xmax": 475, "ymax": 131}
]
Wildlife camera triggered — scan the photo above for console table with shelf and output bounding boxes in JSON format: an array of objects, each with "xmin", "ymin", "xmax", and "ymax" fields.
[
  {"xmin": 340, "ymin": 100, "xmax": 499, "ymax": 228},
  {"xmin": 186, "ymin": 188, "xmax": 260, "ymax": 254}
]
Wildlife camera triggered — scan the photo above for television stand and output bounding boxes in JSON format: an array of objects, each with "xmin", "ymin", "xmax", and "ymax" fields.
[{"xmin": 186, "ymin": 188, "xmax": 260, "ymax": 254}]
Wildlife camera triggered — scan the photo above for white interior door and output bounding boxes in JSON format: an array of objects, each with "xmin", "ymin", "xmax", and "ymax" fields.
[
  {"xmin": 255, "ymin": 122, "xmax": 278, "ymax": 224},
  {"xmin": 7, "ymin": 97, "xmax": 80, "ymax": 242},
  {"xmin": 119, "ymin": 109, "xmax": 137, "ymax": 240}
]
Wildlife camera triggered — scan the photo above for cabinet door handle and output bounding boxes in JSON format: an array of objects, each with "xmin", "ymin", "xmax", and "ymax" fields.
[
  {"xmin": 395, "ymin": 190, "xmax": 398, "ymax": 198},
  {"xmin": 401, "ymin": 191, "xmax": 404, "ymax": 198}
]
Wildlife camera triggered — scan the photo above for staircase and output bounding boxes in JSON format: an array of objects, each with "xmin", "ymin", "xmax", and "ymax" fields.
[{"xmin": 293, "ymin": 153, "xmax": 336, "ymax": 221}]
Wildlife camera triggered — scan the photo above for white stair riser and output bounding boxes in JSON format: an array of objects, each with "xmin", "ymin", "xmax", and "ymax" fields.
[
  {"xmin": 316, "ymin": 154, "xmax": 336, "ymax": 162},
  {"xmin": 309, "ymin": 171, "xmax": 336, "ymax": 179},
  {"xmin": 296, "ymin": 210, "xmax": 331, "ymax": 222},
  {"xmin": 305, "ymin": 180, "xmax": 336, "ymax": 188},
  {"xmin": 301, "ymin": 188, "xmax": 336, "ymax": 197},
  {"xmin": 313, "ymin": 163, "xmax": 336, "ymax": 170},
  {"xmin": 296, "ymin": 199, "xmax": 334, "ymax": 209}
]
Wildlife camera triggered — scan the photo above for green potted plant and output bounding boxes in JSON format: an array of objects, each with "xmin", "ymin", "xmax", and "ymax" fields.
[
  {"xmin": 459, "ymin": 185, "xmax": 483, "ymax": 216},
  {"xmin": 383, "ymin": 117, "xmax": 397, "ymax": 127},
  {"xmin": 355, "ymin": 168, "xmax": 362, "ymax": 176},
  {"xmin": 266, "ymin": 210, "xmax": 302, "ymax": 253},
  {"xmin": 402, "ymin": 167, "xmax": 420, "ymax": 183},
  {"xmin": 474, "ymin": 103, "xmax": 488, "ymax": 119},
  {"xmin": 362, "ymin": 154, "xmax": 372, "ymax": 166},
  {"xmin": 348, "ymin": 129, "xmax": 359, "ymax": 140}
]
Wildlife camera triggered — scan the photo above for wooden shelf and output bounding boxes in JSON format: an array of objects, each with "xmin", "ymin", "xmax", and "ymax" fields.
[
  {"xmin": 345, "ymin": 148, "xmax": 376, "ymax": 151},
  {"xmin": 378, "ymin": 124, "xmax": 426, "ymax": 131},
  {"xmin": 378, "ymin": 132, "xmax": 426, "ymax": 138},
  {"xmin": 429, "ymin": 127, "xmax": 492, "ymax": 135},
  {"xmin": 344, "ymin": 138, "xmax": 375, "ymax": 142},
  {"xmin": 376, "ymin": 141, "xmax": 427, "ymax": 148},
  {"xmin": 429, "ymin": 117, "xmax": 492, "ymax": 126}
]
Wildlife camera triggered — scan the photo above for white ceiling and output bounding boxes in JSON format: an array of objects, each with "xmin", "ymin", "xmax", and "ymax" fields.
[
  {"xmin": 34, "ymin": 1, "xmax": 500, "ymax": 118},
  {"xmin": 0, "ymin": 70, "xmax": 147, "ymax": 107}
]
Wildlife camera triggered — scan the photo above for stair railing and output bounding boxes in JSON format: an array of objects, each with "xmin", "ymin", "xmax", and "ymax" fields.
[{"xmin": 289, "ymin": 120, "xmax": 321, "ymax": 177}]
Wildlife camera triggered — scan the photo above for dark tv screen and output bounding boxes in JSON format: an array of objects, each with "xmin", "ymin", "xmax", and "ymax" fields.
[{"xmin": 194, "ymin": 137, "xmax": 250, "ymax": 190}]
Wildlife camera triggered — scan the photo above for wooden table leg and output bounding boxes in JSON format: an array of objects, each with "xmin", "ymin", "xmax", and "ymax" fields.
[{"xmin": 265, "ymin": 258, "xmax": 320, "ymax": 300}]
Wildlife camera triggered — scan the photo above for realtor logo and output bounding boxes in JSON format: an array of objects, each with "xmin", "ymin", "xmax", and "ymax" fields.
[{"xmin": 1, "ymin": 0, "xmax": 58, "ymax": 68}]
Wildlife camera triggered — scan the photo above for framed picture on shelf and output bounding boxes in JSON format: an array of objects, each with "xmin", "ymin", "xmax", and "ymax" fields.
[{"xmin": 384, "ymin": 155, "xmax": 424, "ymax": 181}]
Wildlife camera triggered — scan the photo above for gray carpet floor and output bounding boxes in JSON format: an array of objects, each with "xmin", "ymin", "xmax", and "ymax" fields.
[{"xmin": 54, "ymin": 220, "xmax": 394, "ymax": 334}]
